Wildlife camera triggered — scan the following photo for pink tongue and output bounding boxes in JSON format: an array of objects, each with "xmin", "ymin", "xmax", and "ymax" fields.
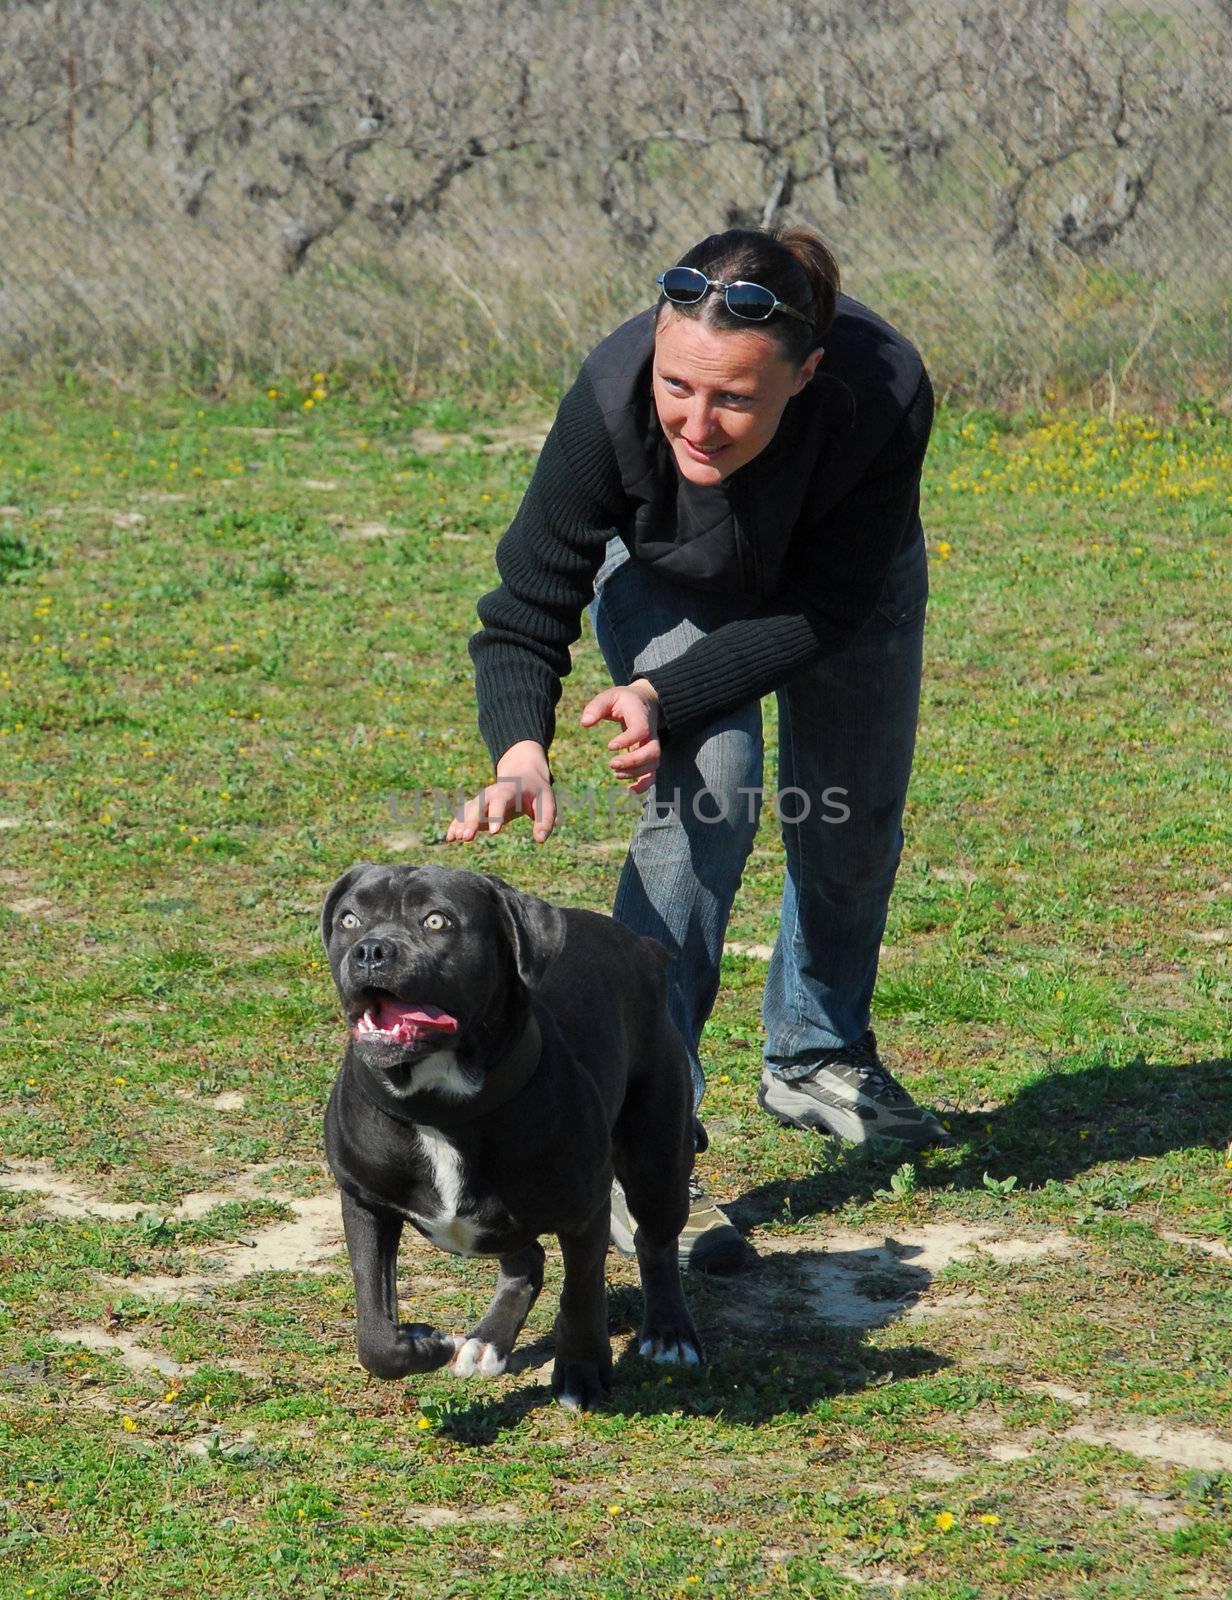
[{"xmin": 374, "ymin": 998, "xmax": 458, "ymax": 1035}]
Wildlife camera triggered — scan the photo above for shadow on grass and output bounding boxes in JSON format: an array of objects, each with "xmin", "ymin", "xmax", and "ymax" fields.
[
  {"xmin": 727, "ymin": 1053, "xmax": 1232, "ymax": 1233},
  {"xmin": 429, "ymin": 1249, "xmax": 951, "ymax": 1444}
]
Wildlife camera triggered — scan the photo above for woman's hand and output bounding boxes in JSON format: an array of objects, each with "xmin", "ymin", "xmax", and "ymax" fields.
[
  {"xmin": 445, "ymin": 741, "xmax": 556, "ymax": 844},
  {"xmin": 580, "ymin": 678, "xmax": 662, "ymax": 795}
]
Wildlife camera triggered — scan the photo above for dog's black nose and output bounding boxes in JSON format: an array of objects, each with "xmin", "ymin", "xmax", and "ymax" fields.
[{"xmin": 353, "ymin": 938, "xmax": 393, "ymax": 972}]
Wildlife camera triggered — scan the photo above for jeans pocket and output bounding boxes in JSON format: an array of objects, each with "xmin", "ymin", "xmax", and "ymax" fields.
[{"xmin": 874, "ymin": 523, "xmax": 929, "ymax": 626}]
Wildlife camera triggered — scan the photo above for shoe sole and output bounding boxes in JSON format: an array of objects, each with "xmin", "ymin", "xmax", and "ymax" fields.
[
  {"xmin": 609, "ymin": 1185, "xmax": 758, "ymax": 1271},
  {"xmin": 757, "ymin": 1079, "xmax": 949, "ymax": 1150}
]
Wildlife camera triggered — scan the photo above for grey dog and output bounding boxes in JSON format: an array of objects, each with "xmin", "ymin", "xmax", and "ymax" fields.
[{"xmin": 321, "ymin": 863, "xmax": 703, "ymax": 1410}]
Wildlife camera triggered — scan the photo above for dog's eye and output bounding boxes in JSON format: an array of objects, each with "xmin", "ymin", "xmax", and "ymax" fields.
[
  {"xmin": 422, "ymin": 911, "xmax": 450, "ymax": 932},
  {"xmin": 340, "ymin": 912, "xmax": 360, "ymax": 930}
]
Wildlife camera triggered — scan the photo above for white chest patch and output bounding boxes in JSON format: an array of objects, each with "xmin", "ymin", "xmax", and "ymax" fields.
[
  {"xmin": 407, "ymin": 1124, "xmax": 483, "ymax": 1255},
  {"xmin": 384, "ymin": 1048, "xmax": 480, "ymax": 1103}
]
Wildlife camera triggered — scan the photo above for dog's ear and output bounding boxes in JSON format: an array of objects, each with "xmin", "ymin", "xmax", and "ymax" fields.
[
  {"xmin": 320, "ymin": 864, "xmax": 379, "ymax": 954},
  {"xmin": 482, "ymin": 873, "xmax": 567, "ymax": 989}
]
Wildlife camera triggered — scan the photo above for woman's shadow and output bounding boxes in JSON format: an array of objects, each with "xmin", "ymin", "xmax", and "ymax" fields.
[{"xmin": 727, "ymin": 1051, "xmax": 1232, "ymax": 1229}]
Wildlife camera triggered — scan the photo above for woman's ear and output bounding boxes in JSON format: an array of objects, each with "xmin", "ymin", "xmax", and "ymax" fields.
[{"xmin": 793, "ymin": 347, "xmax": 824, "ymax": 394}]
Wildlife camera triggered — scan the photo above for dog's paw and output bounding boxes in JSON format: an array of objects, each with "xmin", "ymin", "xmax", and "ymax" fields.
[
  {"xmin": 551, "ymin": 1357, "xmax": 612, "ymax": 1412},
  {"xmin": 448, "ymin": 1335, "xmax": 508, "ymax": 1378},
  {"xmin": 638, "ymin": 1333, "xmax": 702, "ymax": 1366}
]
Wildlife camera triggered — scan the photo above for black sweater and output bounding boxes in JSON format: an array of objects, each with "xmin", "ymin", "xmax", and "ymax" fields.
[{"xmin": 469, "ymin": 297, "xmax": 933, "ymax": 765}]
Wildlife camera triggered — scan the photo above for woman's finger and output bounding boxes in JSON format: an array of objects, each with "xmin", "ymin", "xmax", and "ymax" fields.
[
  {"xmin": 447, "ymin": 789, "xmax": 487, "ymax": 843},
  {"xmin": 483, "ymin": 782, "xmax": 520, "ymax": 835},
  {"xmin": 579, "ymin": 688, "xmax": 618, "ymax": 727},
  {"xmin": 610, "ymin": 739, "xmax": 660, "ymax": 775},
  {"xmin": 530, "ymin": 784, "xmax": 557, "ymax": 843}
]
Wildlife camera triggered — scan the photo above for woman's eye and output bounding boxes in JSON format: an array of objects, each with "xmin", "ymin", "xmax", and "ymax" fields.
[
  {"xmin": 423, "ymin": 912, "xmax": 450, "ymax": 932},
  {"xmin": 340, "ymin": 912, "xmax": 359, "ymax": 930}
]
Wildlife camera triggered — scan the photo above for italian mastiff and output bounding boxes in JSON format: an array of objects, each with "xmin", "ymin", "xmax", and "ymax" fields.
[{"xmin": 321, "ymin": 862, "xmax": 703, "ymax": 1410}]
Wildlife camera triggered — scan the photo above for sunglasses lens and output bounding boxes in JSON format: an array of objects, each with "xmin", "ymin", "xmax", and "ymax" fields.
[
  {"xmin": 659, "ymin": 267, "xmax": 708, "ymax": 304},
  {"xmin": 724, "ymin": 281, "xmax": 777, "ymax": 320}
]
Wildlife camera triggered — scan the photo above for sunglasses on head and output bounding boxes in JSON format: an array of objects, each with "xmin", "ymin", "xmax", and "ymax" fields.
[{"xmin": 656, "ymin": 265, "xmax": 812, "ymax": 325}]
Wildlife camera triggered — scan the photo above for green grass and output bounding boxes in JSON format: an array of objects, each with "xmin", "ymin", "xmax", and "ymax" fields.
[{"xmin": 0, "ymin": 375, "xmax": 1229, "ymax": 1598}]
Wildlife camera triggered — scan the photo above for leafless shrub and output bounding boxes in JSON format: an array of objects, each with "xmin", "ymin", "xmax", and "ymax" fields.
[{"xmin": 1, "ymin": 0, "xmax": 1228, "ymax": 403}]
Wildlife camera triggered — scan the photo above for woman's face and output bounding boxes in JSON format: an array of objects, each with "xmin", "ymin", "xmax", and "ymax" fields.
[{"xmin": 652, "ymin": 309, "xmax": 822, "ymax": 486}]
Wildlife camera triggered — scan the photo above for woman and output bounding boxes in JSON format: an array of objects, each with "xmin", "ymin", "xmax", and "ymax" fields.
[{"xmin": 448, "ymin": 226, "xmax": 948, "ymax": 1273}]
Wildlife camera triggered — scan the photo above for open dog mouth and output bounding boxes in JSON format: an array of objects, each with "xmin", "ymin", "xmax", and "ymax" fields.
[{"xmin": 351, "ymin": 991, "xmax": 460, "ymax": 1046}]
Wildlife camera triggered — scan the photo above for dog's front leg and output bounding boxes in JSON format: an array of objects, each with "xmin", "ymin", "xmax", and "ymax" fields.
[
  {"xmin": 340, "ymin": 1189, "xmax": 456, "ymax": 1378},
  {"xmin": 450, "ymin": 1241, "xmax": 546, "ymax": 1378},
  {"xmin": 552, "ymin": 1205, "xmax": 614, "ymax": 1411}
]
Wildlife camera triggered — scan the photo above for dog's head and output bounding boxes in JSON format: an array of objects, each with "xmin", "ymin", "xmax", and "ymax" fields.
[{"xmin": 320, "ymin": 863, "xmax": 566, "ymax": 1095}]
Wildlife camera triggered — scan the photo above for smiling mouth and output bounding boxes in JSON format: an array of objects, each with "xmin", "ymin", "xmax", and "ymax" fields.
[
  {"xmin": 351, "ymin": 992, "xmax": 460, "ymax": 1046},
  {"xmin": 682, "ymin": 439, "xmax": 726, "ymax": 459}
]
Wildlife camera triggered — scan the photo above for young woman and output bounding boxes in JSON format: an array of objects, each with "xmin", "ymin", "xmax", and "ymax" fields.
[{"xmin": 449, "ymin": 226, "xmax": 948, "ymax": 1272}]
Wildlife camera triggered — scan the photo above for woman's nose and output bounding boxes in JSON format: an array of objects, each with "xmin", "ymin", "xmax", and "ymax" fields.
[{"xmin": 686, "ymin": 398, "xmax": 717, "ymax": 439}]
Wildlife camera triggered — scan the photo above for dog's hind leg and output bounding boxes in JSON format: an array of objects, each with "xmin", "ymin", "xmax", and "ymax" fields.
[
  {"xmin": 449, "ymin": 1242, "xmax": 546, "ymax": 1378},
  {"xmin": 614, "ymin": 1068, "xmax": 703, "ymax": 1367}
]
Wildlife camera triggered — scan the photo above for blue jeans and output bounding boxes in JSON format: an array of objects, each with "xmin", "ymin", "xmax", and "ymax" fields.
[{"xmin": 588, "ymin": 525, "xmax": 928, "ymax": 1109}]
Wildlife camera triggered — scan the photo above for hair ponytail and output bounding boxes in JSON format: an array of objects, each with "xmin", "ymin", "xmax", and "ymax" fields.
[{"xmin": 772, "ymin": 226, "xmax": 840, "ymax": 344}]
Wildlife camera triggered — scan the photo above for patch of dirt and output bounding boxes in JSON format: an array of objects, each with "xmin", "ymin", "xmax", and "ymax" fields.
[
  {"xmin": 747, "ymin": 1223, "xmax": 1079, "ymax": 1330},
  {"xmin": 48, "ymin": 1324, "xmax": 262, "ymax": 1381},
  {"xmin": 401, "ymin": 1504, "xmax": 525, "ymax": 1528},
  {"xmin": 338, "ymin": 520, "xmax": 392, "ymax": 540},
  {"xmin": 1064, "ymin": 1420, "xmax": 1232, "ymax": 1473},
  {"xmin": 1109, "ymin": 1489, "xmax": 1190, "ymax": 1531},
  {"xmin": 0, "ymin": 1160, "xmax": 344, "ymax": 1298},
  {"xmin": 1028, "ymin": 1380, "xmax": 1091, "ymax": 1406},
  {"xmin": 223, "ymin": 426, "xmax": 301, "ymax": 438},
  {"xmin": 406, "ymin": 424, "xmax": 549, "ymax": 455},
  {"xmin": 1160, "ymin": 1230, "xmax": 1232, "ymax": 1263},
  {"xmin": 5, "ymin": 896, "xmax": 61, "ymax": 919}
]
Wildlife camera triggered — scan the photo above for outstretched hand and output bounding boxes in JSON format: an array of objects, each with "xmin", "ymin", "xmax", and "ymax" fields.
[
  {"xmin": 580, "ymin": 678, "xmax": 662, "ymax": 795},
  {"xmin": 445, "ymin": 741, "xmax": 556, "ymax": 844}
]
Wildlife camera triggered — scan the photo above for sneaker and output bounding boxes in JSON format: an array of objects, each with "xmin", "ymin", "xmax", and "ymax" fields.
[
  {"xmin": 610, "ymin": 1177, "xmax": 758, "ymax": 1274},
  {"xmin": 757, "ymin": 1029, "xmax": 950, "ymax": 1149}
]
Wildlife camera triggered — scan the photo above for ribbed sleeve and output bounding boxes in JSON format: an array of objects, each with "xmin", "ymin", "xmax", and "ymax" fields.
[
  {"xmin": 643, "ymin": 370, "xmax": 934, "ymax": 734},
  {"xmin": 469, "ymin": 372, "xmax": 626, "ymax": 766}
]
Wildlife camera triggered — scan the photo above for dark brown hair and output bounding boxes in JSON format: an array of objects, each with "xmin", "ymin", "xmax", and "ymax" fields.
[{"xmin": 655, "ymin": 226, "xmax": 840, "ymax": 364}]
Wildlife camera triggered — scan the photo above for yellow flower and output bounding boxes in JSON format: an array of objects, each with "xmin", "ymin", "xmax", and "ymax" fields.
[
  {"xmin": 267, "ymin": 388, "xmax": 279, "ymax": 398},
  {"xmin": 312, "ymin": 387, "xmax": 326, "ymax": 400},
  {"xmin": 934, "ymin": 1510, "xmax": 955, "ymax": 1531},
  {"xmin": 312, "ymin": 371, "xmax": 325, "ymax": 383},
  {"xmin": 979, "ymin": 1513, "xmax": 1001, "ymax": 1525},
  {"xmin": 608, "ymin": 1504, "xmax": 622, "ymax": 1515},
  {"xmin": 122, "ymin": 1416, "xmax": 137, "ymax": 1432},
  {"xmin": 416, "ymin": 1416, "xmax": 431, "ymax": 1430},
  {"xmin": 303, "ymin": 398, "xmax": 315, "ymax": 410}
]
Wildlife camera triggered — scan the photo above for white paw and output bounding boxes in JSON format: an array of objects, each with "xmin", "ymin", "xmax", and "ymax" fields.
[
  {"xmin": 639, "ymin": 1337, "xmax": 702, "ymax": 1366},
  {"xmin": 448, "ymin": 1336, "xmax": 507, "ymax": 1378}
]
